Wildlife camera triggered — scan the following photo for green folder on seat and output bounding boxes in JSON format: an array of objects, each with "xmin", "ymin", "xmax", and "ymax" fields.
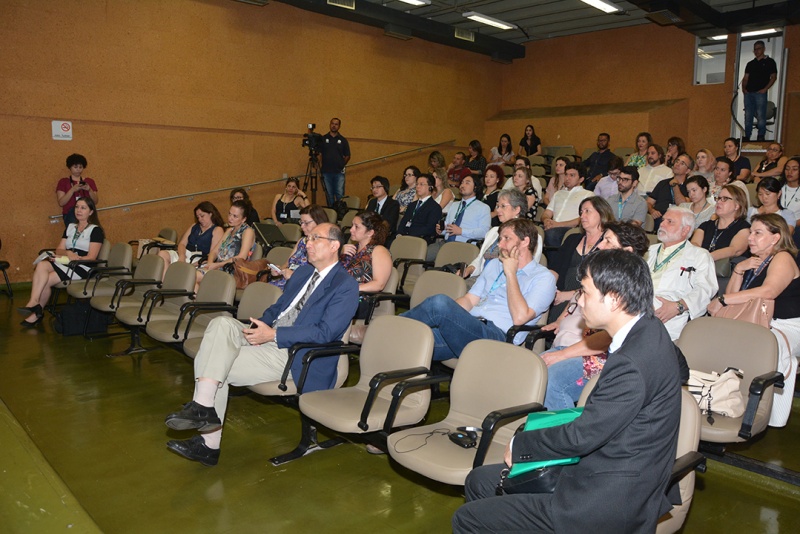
[{"xmin": 508, "ymin": 407, "xmax": 584, "ymax": 478}]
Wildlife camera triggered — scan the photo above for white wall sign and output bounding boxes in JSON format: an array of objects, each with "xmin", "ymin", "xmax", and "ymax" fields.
[{"xmin": 52, "ymin": 120, "xmax": 73, "ymax": 140}]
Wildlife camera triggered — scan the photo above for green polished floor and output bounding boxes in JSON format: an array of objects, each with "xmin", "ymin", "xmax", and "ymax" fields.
[{"xmin": 1, "ymin": 289, "xmax": 799, "ymax": 533}]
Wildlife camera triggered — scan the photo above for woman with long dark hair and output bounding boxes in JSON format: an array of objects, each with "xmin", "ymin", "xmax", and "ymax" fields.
[
  {"xmin": 489, "ymin": 133, "xmax": 515, "ymax": 165},
  {"xmin": 518, "ymin": 124, "xmax": 542, "ymax": 157}
]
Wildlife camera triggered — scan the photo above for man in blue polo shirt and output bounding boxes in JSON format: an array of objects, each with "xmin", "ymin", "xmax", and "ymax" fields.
[{"xmin": 403, "ymin": 219, "xmax": 555, "ymax": 361}]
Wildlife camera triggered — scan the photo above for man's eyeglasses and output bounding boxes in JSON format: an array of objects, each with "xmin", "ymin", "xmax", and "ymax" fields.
[
  {"xmin": 617, "ymin": 177, "xmax": 633, "ymax": 183},
  {"xmin": 307, "ymin": 234, "xmax": 337, "ymax": 242},
  {"xmin": 566, "ymin": 289, "xmax": 584, "ymax": 315}
]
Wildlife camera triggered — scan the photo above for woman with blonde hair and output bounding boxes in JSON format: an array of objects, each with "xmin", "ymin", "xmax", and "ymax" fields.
[
  {"xmin": 707, "ymin": 213, "xmax": 800, "ymax": 427},
  {"xmin": 694, "ymin": 149, "xmax": 715, "ymax": 179}
]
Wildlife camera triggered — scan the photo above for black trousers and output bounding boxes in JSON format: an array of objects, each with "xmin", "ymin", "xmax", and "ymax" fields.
[{"xmin": 452, "ymin": 464, "xmax": 555, "ymax": 533}]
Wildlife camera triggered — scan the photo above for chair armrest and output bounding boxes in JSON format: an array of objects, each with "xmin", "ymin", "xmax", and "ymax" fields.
[
  {"xmin": 393, "ymin": 256, "xmax": 428, "ymax": 293},
  {"xmin": 110, "ymin": 278, "xmax": 160, "ymax": 309},
  {"xmin": 524, "ymin": 328, "xmax": 555, "ymax": 351},
  {"xmin": 383, "ymin": 374, "xmax": 452, "ymax": 433},
  {"xmin": 357, "ymin": 291, "xmax": 396, "ymax": 325},
  {"xmin": 297, "ymin": 344, "xmax": 362, "ymax": 394},
  {"xmin": 278, "ymin": 341, "xmax": 347, "ymax": 392},
  {"xmin": 466, "ymin": 238, "xmax": 484, "ymax": 248},
  {"xmin": 473, "ymin": 402, "xmax": 546, "ymax": 468},
  {"xmin": 357, "ymin": 366, "xmax": 430, "ymax": 431},
  {"xmin": 369, "ymin": 293, "xmax": 411, "ymax": 311},
  {"xmin": 669, "ymin": 451, "xmax": 706, "ymax": 488},
  {"xmin": 138, "ymin": 289, "xmax": 195, "ymax": 323},
  {"xmin": 505, "ymin": 324, "xmax": 542, "ymax": 345},
  {"xmin": 171, "ymin": 302, "xmax": 234, "ymax": 341},
  {"xmin": 738, "ymin": 370, "xmax": 785, "ymax": 439}
]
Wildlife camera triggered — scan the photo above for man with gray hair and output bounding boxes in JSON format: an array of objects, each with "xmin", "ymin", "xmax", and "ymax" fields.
[{"xmin": 647, "ymin": 206, "xmax": 717, "ymax": 340}]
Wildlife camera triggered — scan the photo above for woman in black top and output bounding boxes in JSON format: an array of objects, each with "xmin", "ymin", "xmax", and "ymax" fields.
[
  {"xmin": 691, "ymin": 184, "xmax": 750, "ymax": 262},
  {"xmin": 271, "ymin": 177, "xmax": 308, "ymax": 226},
  {"xmin": 707, "ymin": 213, "xmax": 800, "ymax": 427},
  {"xmin": 465, "ymin": 139, "xmax": 487, "ymax": 177},
  {"xmin": 518, "ymin": 124, "xmax": 542, "ymax": 157},
  {"xmin": 230, "ymin": 188, "xmax": 260, "ymax": 224},
  {"xmin": 549, "ymin": 196, "xmax": 615, "ymax": 317},
  {"xmin": 481, "ymin": 164, "xmax": 504, "ymax": 226}
]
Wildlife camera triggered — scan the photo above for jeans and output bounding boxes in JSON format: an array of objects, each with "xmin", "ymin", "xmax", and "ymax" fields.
[
  {"xmin": 744, "ymin": 91, "xmax": 768, "ymax": 140},
  {"xmin": 401, "ymin": 294, "xmax": 506, "ymax": 361},
  {"xmin": 543, "ymin": 347, "xmax": 585, "ymax": 411},
  {"xmin": 322, "ymin": 172, "xmax": 345, "ymax": 206}
]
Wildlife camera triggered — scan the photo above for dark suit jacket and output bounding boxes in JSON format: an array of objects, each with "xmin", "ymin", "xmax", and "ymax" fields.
[
  {"xmin": 513, "ymin": 315, "xmax": 681, "ymax": 533},
  {"xmin": 260, "ymin": 263, "xmax": 358, "ymax": 393},
  {"xmin": 366, "ymin": 196, "xmax": 400, "ymax": 236},
  {"xmin": 396, "ymin": 197, "xmax": 442, "ymax": 244}
]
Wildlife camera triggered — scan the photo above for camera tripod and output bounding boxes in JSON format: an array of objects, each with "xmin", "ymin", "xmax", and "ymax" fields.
[{"xmin": 301, "ymin": 150, "xmax": 326, "ymax": 205}]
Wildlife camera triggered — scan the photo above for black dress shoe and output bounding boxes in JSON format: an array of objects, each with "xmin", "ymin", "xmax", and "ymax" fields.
[
  {"xmin": 20, "ymin": 315, "xmax": 44, "ymax": 327},
  {"xmin": 17, "ymin": 304, "xmax": 43, "ymax": 318},
  {"xmin": 165, "ymin": 401, "xmax": 222, "ymax": 432},
  {"xmin": 166, "ymin": 435, "xmax": 220, "ymax": 466}
]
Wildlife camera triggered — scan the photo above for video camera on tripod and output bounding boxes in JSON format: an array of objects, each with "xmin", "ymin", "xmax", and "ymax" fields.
[{"xmin": 302, "ymin": 123, "xmax": 324, "ymax": 155}]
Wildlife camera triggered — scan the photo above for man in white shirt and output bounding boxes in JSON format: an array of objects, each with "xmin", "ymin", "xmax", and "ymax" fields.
[
  {"xmin": 638, "ymin": 144, "xmax": 673, "ymax": 196},
  {"xmin": 541, "ymin": 162, "xmax": 594, "ymax": 247},
  {"xmin": 647, "ymin": 206, "xmax": 717, "ymax": 340}
]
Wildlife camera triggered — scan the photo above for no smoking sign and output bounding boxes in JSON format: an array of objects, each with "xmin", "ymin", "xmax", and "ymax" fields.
[{"xmin": 52, "ymin": 120, "xmax": 73, "ymax": 140}]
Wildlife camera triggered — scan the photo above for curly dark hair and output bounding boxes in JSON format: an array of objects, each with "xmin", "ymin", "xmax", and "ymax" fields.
[{"xmin": 355, "ymin": 210, "xmax": 388, "ymax": 246}]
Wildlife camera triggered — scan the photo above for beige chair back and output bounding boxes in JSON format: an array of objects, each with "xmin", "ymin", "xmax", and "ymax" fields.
[
  {"xmin": 339, "ymin": 210, "xmax": 357, "ymax": 229},
  {"xmin": 280, "ymin": 223, "xmax": 302, "ymax": 243},
  {"xmin": 343, "ymin": 196, "xmax": 361, "ymax": 210},
  {"xmin": 676, "ymin": 316, "xmax": 778, "ymax": 442},
  {"xmin": 67, "ymin": 242, "xmax": 133, "ymax": 299},
  {"xmin": 656, "ymin": 390, "xmax": 702, "ymax": 534},
  {"xmin": 386, "ymin": 340, "xmax": 547, "ymax": 485},
  {"xmin": 158, "ymin": 228, "xmax": 178, "ymax": 243},
  {"xmin": 614, "ymin": 147, "xmax": 635, "ymax": 159},
  {"xmin": 88, "ymin": 253, "xmax": 164, "ymax": 311},
  {"xmin": 434, "ymin": 242, "xmax": 480, "ymax": 268},
  {"xmin": 746, "ymin": 183, "xmax": 760, "ymax": 207},
  {"xmin": 250, "ymin": 242, "xmax": 264, "ymax": 261},
  {"xmin": 237, "ymin": 282, "xmax": 282, "ymax": 320},
  {"xmin": 298, "ymin": 315, "xmax": 434, "ymax": 433},
  {"xmin": 194, "ymin": 270, "xmax": 236, "ymax": 305},
  {"xmin": 322, "ymin": 207, "xmax": 337, "ymax": 223},
  {"xmin": 529, "ymin": 155, "xmax": 546, "ymax": 165},
  {"xmin": 644, "ymin": 213, "xmax": 656, "ymax": 233},
  {"xmin": 97, "ymin": 239, "xmax": 112, "ymax": 262},
  {"xmin": 410, "ymin": 270, "xmax": 467, "ymax": 309},
  {"xmin": 390, "ymin": 235, "xmax": 427, "ymax": 294},
  {"xmin": 114, "ymin": 261, "xmax": 197, "ymax": 326},
  {"xmin": 266, "ymin": 246, "xmax": 294, "ymax": 267},
  {"xmin": 371, "ymin": 266, "xmax": 399, "ymax": 318},
  {"xmin": 562, "ymin": 227, "xmax": 583, "ymax": 244}
]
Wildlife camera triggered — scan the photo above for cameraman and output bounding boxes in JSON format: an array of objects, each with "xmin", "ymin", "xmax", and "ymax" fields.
[{"xmin": 318, "ymin": 118, "xmax": 351, "ymax": 206}]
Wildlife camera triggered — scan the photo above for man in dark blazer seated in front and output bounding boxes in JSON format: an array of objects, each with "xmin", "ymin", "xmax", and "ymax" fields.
[
  {"xmin": 163, "ymin": 222, "xmax": 358, "ymax": 466},
  {"xmin": 365, "ymin": 175, "xmax": 400, "ymax": 245},
  {"xmin": 396, "ymin": 173, "xmax": 442, "ymax": 245},
  {"xmin": 453, "ymin": 249, "xmax": 682, "ymax": 533}
]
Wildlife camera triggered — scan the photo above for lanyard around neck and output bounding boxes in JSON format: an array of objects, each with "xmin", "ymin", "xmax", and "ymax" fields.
[{"xmin": 654, "ymin": 241, "xmax": 687, "ymax": 272}]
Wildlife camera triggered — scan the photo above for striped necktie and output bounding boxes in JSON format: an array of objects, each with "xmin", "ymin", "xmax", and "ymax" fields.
[{"xmin": 273, "ymin": 271, "xmax": 320, "ymax": 328}]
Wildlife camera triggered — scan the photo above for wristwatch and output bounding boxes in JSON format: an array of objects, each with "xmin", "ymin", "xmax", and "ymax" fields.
[
  {"xmin": 676, "ymin": 300, "xmax": 686, "ymax": 315},
  {"xmin": 718, "ymin": 295, "xmax": 728, "ymax": 307}
]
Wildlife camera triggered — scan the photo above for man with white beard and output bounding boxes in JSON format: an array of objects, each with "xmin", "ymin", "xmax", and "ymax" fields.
[{"xmin": 646, "ymin": 206, "xmax": 717, "ymax": 340}]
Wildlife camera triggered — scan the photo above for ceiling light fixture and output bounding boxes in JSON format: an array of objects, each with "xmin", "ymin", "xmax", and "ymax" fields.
[
  {"xmin": 397, "ymin": 0, "xmax": 431, "ymax": 6},
  {"xmin": 710, "ymin": 28, "xmax": 778, "ymax": 41},
  {"xmin": 462, "ymin": 11, "xmax": 518, "ymax": 31},
  {"xmin": 579, "ymin": 0, "xmax": 621, "ymax": 14}
]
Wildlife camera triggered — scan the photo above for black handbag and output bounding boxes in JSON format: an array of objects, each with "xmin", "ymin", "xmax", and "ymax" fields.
[{"xmin": 496, "ymin": 465, "xmax": 564, "ymax": 495}]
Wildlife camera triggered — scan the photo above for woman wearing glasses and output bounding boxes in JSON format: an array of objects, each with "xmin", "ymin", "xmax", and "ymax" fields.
[
  {"xmin": 268, "ymin": 204, "xmax": 329, "ymax": 290},
  {"xmin": 691, "ymin": 184, "xmax": 750, "ymax": 262},
  {"xmin": 707, "ymin": 213, "xmax": 800, "ymax": 427},
  {"xmin": 752, "ymin": 143, "xmax": 789, "ymax": 184},
  {"xmin": 541, "ymin": 222, "xmax": 650, "ymax": 410},
  {"xmin": 393, "ymin": 166, "xmax": 419, "ymax": 215}
]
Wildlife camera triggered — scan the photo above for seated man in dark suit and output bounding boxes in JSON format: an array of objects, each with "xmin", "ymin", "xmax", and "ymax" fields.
[
  {"xmin": 164, "ymin": 222, "xmax": 359, "ymax": 466},
  {"xmin": 453, "ymin": 249, "xmax": 681, "ymax": 533},
  {"xmin": 365, "ymin": 175, "xmax": 400, "ymax": 244},
  {"xmin": 396, "ymin": 174, "xmax": 442, "ymax": 244}
]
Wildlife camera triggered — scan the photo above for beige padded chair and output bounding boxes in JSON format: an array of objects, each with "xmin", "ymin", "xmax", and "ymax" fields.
[
  {"xmin": 614, "ymin": 147, "xmax": 635, "ymax": 159},
  {"xmin": 322, "ymin": 207, "xmax": 337, "ymax": 224},
  {"xmin": 66, "ymin": 242, "xmax": 133, "ymax": 300},
  {"xmin": 279, "ymin": 223, "xmax": 302, "ymax": 244},
  {"xmin": 250, "ymin": 242, "xmax": 264, "ymax": 261},
  {"xmin": 343, "ymin": 196, "xmax": 361, "ymax": 210},
  {"xmin": 145, "ymin": 269, "xmax": 236, "ymax": 346},
  {"xmin": 529, "ymin": 155, "xmax": 546, "ymax": 166},
  {"xmin": 106, "ymin": 262, "xmax": 197, "ymax": 357},
  {"xmin": 390, "ymin": 235, "xmax": 428, "ymax": 295},
  {"xmin": 433, "ymin": 242, "xmax": 480, "ymax": 270},
  {"xmin": 88, "ymin": 254, "xmax": 165, "ymax": 316},
  {"xmin": 746, "ymin": 182, "xmax": 760, "ymax": 208},
  {"xmin": 339, "ymin": 210, "xmax": 357, "ymax": 230},
  {"xmin": 675, "ymin": 316, "xmax": 783, "ymax": 448},
  {"xmin": 387, "ymin": 339, "xmax": 547, "ymax": 485},
  {"xmin": 131, "ymin": 228, "xmax": 178, "ymax": 268},
  {"xmin": 644, "ymin": 213, "xmax": 656, "ymax": 233},
  {"xmin": 183, "ymin": 281, "xmax": 282, "ymax": 359},
  {"xmin": 289, "ymin": 316, "xmax": 434, "ymax": 457}
]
